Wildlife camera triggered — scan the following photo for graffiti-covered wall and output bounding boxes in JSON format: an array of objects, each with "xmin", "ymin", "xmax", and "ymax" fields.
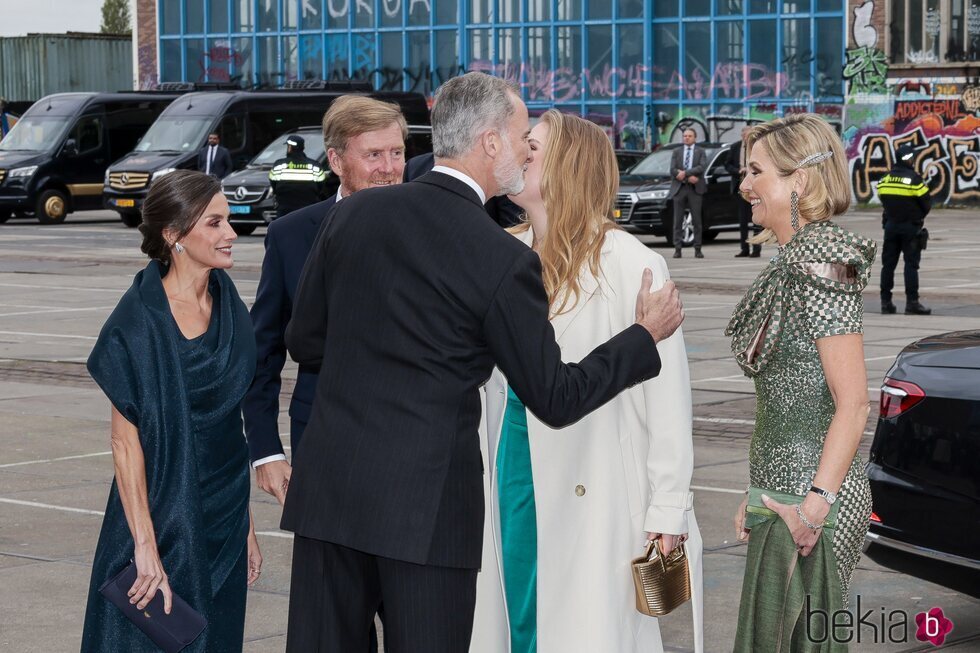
[{"xmin": 844, "ymin": 0, "xmax": 980, "ymax": 206}]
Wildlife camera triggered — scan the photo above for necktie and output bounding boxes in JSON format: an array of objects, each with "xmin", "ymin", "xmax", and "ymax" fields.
[
  {"xmin": 685, "ymin": 146, "xmax": 692, "ymax": 170},
  {"xmin": 207, "ymin": 146, "xmax": 215, "ymax": 175}
]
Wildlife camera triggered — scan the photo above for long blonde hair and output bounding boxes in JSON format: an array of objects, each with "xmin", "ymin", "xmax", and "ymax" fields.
[
  {"xmin": 511, "ymin": 110, "xmax": 619, "ymax": 316},
  {"xmin": 745, "ymin": 113, "xmax": 851, "ymax": 244}
]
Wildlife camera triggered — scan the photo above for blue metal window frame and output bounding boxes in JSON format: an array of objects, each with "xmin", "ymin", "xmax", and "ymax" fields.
[{"xmin": 157, "ymin": 0, "xmax": 845, "ymax": 142}]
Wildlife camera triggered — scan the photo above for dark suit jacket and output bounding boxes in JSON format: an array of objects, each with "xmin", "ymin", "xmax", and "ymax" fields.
[
  {"xmin": 726, "ymin": 141, "xmax": 745, "ymax": 194},
  {"xmin": 197, "ymin": 144, "xmax": 233, "ymax": 179},
  {"xmin": 668, "ymin": 145, "xmax": 707, "ymax": 197},
  {"xmin": 242, "ymin": 196, "xmax": 337, "ymax": 463},
  {"xmin": 282, "ymin": 172, "xmax": 661, "ymax": 569},
  {"xmin": 404, "ymin": 152, "xmax": 523, "ymax": 228}
]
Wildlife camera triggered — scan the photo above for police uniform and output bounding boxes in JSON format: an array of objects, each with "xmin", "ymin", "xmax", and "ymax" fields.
[
  {"xmin": 878, "ymin": 144, "xmax": 932, "ymax": 315},
  {"xmin": 268, "ymin": 135, "xmax": 328, "ymax": 218}
]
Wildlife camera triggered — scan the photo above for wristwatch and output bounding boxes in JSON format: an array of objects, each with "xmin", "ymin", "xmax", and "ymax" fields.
[{"xmin": 809, "ymin": 485, "xmax": 837, "ymax": 505}]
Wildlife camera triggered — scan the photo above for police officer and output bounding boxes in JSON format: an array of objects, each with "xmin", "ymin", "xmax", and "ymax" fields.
[
  {"xmin": 878, "ymin": 143, "xmax": 932, "ymax": 315},
  {"xmin": 268, "ymin": 134, "xmax": 327, "ymax": 218}
]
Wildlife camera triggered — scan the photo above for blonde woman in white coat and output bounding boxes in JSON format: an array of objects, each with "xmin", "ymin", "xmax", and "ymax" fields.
[{"xmin": 472, "ymin": 110, "xmax": 704, "ymax": 653}]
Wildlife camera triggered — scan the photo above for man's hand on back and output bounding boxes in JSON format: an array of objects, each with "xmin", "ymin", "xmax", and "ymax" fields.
[{"xmin": 634, "ymin": 271, "xmax": 684, "ymax": 343}]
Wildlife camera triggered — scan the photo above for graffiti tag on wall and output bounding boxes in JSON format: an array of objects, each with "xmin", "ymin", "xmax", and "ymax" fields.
[{"xmin": 844, "ymin": 1, "xmax": 888, "ymax": 94}]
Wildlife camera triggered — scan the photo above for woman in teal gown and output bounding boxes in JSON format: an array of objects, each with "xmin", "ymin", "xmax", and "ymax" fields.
[{"xmin": 81, "ymin": 171, "xmax": 261, "ymax": 652}]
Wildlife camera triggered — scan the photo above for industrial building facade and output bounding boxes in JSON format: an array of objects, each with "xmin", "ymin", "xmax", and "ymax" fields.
[{"xmin": 134, "ymin": 0, "xmax": 980, "ymax": 205}]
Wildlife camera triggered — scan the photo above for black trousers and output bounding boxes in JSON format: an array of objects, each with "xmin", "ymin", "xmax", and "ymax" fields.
[
  {"xmin": 286, "ymin": 535, "xmax": 478, "ymax": 653},
  {"xmin": 736, "ymin": 196, "xmax": 761, "ymax": 253},
  {"xmin": 880, "ymin": 221, "xmax": 923, "ymax": 302},
  {"xmin": 672, "ymin": 185, "xmax": 703, "ymax": 248}
]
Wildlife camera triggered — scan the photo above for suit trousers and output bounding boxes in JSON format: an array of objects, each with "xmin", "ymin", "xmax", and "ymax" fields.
[
  {"xmin": 880, "ymin": 221, "xmax": 923, "ymax": 302},
  {"xmin": 736, "ymin": 197, "xmax": 761, "ymax": 254},
  {"xmin": 672, "ymin": 185, "xmax": 703, "ymax": 248},
  {"xmin": 286, "ymin": 535, "xmax": 478, "ymax": 653},
  {"xmin": 289, "ymin": 416, "xmax": 306, "ymax": 456}
]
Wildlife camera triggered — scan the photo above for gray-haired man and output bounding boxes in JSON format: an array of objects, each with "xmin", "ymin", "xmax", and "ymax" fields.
[{"xmin": 281, "ymin": 72, "xmax": 684, "ymax": 652}]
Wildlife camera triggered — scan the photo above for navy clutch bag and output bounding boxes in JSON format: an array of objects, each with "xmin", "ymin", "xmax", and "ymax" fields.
[{"xmin": 99, "ymin": 561, "xmax": 207, "ymax": 653}]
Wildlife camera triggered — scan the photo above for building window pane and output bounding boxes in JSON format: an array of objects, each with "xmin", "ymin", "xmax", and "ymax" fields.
[
  {"xmin": 283, "ymin": 35, "xmax": 299, "ymax": 81},
  {"xmin": 617, "ymin": 104, "xmax": 646, "ymax": 149},
  {"xmin": 284, "ymin": 0, "xmax": 299, "ymax": 28},
  {"xmin": 652, "ymin": 23, "xmax": 679, "ymax": 100},
  {"xmin": 718, "ymin": 0, "xmax": 743, "ymax": 15},
  {"xmin": 527, "ymin": 27, "xmax": 552, "ymax": 102},
  {"xmin": 969, "ymin": 0, "xmax": 980, "ymax": 61},
  {"xmin": 588, "ymin": 104, "xmax": 614, "ymax": 139},
  {"xmin": 302, "ymin": 0, "xmax": 324, "ymax": 28},
  {"xmin": 815, "ymin": 16, "xmax": 842, "ymax": 97},
  {"xmin": 407, "ymin": 32, "xmax": 432, "ymax": 92},
  {"xmin": 529, "ymin": 0, "xmax": 551, "ymax": 22},
  {"xmin": 908, "ymin": 1, "xmax": 923, "ymax": 53},
  {"xmin": 257, "ymin": 36, "xmax": 281, "ymax": 85},
  {"xmin": 408, "ymin": 0, "xmax": 432, "ymax": 25},
  {"xmin": 782, "ymin": 0, "xmax": 805, "ymax": 13},
  {"xmin": 586, "ymin": 24, "xmax": 612, "ymax": 98},
  {"xmin": 685, "ymin": 0, "xmax": 710, "ymax": 16},
  {"xmin": 209, "ymin": 0, "xmax": 230, "ymax": 31},
  {"xmin": 436, "ymin": 0, "xmax": 458, "ymax": 24},
  {"xmin": 782, "ymin": 18, "xmax": 810, "ymax": 98},
  {"xmin": 924, "ymin": 0, "xmax": 941, "ymax": 62},
  {"xmin": 556, "ymin": 26, "xmax": 582, "ymax": 101},
  {"xmin": 187, "ymin": 0, "xmax": 205, "ymax": 32},
  {"xmin": 556, "ymin": 0, "xmax": 581, "ymax": 21},
  {"xmin": 186, "ymin": 39, "xmax": 205, "ymax": 81},
  {"xmin": 749, "ymin": 19, "xmax": 777, "ymax": 99},
  {"xmin": 469, "ymin": 28, "xmax": 493, "ymax": 64},
  {"xmin": 162, "ymin": 3, "xmax": 182, "ymax": 34},
  {"xmin": 161, "ymin": 40, "xmax": 183, "ymax": 80},
  {"xmin": 232, "ymin": 37, "xmax": 254, "ymax": 85},
  {"xmin": 889, "ymin": 0, "xmax": 905, "ymax": 62},
  {"xmin": 470, "ymin": 0, "xmax": 493, "ymax": 23},
  {"xmin": 499, "ymin": 0, "xmax": 520, "ymax": 23},
  {"xmin": 498, "ymin": 28, "xmax": 520, "ymax": 85},
  {"xmin": 654, "ymin": 0, "xmax": 678, "ymax": 17},
  {"xmin": 381, "ymin": 0, "xmax": 402, "ymax": 25},
  {"xmin": 258, "ymin": 0, "xmax": 278, "ymax": 30},
  {"xmin": 435, "ymin": 30, "xmax": 460, "ymax": 87},
  {"xmin": 683, "ymin": 23, "xmax": 711, "ymax": 100},
  {"xmin": 589, "ymin": 0, "xmax": 611, "ymax": 20},
  {"xmin": 300, "ymin": 34, "xmax": 323, "ymax": 79},
  {"xmin": 355, "ymin": 0, "xmax": 374, "ymax": 28},
  {"xmin": 950, "ymin": 0, "xmax": 965, "ymax": 61},
  {"xmin": 380, "ymin": 32, "xmax": 403, "ymax": 89},
  {"xmin": 203, "ymin": 38, "xmax": 236, "ymax": 82},
  {"xmin": 749, "ymin": 0, "xmax": 776, "ymax": 13},
  {"xmin": 235, "ymin": 0, "xmax": 255, "ymax": 31},
  {"xmin": 716, "ymin": 20, "xmax": 744, "ymax": 99},
  {"xmin": 619, "ymin": 24, "xmax": 644, "ymax": 100},
  {"xmin": 325, "ymin": 35, "xmax": 348, "ymax": 79},
  {"xmin": 815, "ymin": 0, "xmax": 838, "ymax": 10}
]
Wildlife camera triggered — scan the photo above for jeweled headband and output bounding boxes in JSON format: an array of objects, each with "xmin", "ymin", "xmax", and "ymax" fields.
[{"xmin": 796, "ymin": 150, "xmax": 834, "ymax": 169}]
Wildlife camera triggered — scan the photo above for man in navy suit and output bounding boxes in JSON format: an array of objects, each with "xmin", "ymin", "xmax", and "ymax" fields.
[
  {"xmin": 197, "ymin": 131, "xmax": 233, "ymax": 179},
  {"xmin": 243, "ymin": 95, "xmax": 409, "ymax": 501}
]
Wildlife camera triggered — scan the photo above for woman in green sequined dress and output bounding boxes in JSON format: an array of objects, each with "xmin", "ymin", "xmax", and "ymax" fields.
[{"xmin": 726, "ymin": 115, "xmax": 877, "ymax": 651}]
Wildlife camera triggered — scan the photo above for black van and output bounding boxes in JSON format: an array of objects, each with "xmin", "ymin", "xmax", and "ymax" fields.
[
  {"xmin": 0, "ymin": 92, "xmax": 182, "ymax": 224},
  {"xmin": 103, "ymin": 89, "xmax": 430, "ymax": 227}
]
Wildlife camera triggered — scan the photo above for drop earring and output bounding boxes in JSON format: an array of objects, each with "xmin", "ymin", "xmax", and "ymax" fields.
[
  {"xmin": 790, "ymin": 191, "xmax": 800, "ymax": 232},
  {"xmin": 174, "ymin": 242, "xmax": 184, "ymax": 254}
]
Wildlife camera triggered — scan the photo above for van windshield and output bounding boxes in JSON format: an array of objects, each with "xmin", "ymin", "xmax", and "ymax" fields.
[
  {"xmin": 250, "ymin": 132, "xmax": 325, "ymax": 167},
  {"xmin": 135, "ymin": 117, "xmax": 212, "ymax": 152},
  {"xmin": 0, "ymin": 116, "xmax": 72, "ymax": 152}
]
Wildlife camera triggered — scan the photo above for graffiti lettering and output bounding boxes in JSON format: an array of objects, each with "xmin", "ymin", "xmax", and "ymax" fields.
[
  {"xmin": 894, "ymin": 100, "xmax": 964, "ymax": 123},
  {"xmin": 844, "ymin": 47, "xmax": 888, "ymax": 94},
  {"xmin": 907, "ymin": 49, "xmax": 939, "ymax": 64},
  {"xmin": 852, "ymin": 1, "xmax": 877, "ymax": 49}
]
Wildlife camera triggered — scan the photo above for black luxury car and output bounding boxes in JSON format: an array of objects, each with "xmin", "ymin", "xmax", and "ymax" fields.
[
  {"xmin": 614, "ymin": 149, "xmax": 648, "ymax": 174},
  {"xmin": 615, "ymin": 142, "xmax": 741, "ymax": 247},
  {"xmin": 864, "ymin": 330, "xmax": 980, "ymax": 571}
]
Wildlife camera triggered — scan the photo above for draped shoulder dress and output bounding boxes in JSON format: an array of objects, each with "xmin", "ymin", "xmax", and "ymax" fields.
[
  {"xmin": 726, "ymin": 221, "xmax": 877, "ymax": 652},
  {"xmin": 80, "ymin": 260, "xmax": 256, "ymax": 652}
]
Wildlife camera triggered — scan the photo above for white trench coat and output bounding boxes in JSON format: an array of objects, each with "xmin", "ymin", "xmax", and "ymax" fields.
[{"xmin": 472, "ymin": 228, "xmax": 704, "ymax": 653}]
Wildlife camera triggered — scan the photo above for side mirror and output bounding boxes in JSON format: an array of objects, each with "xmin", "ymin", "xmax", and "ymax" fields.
[{"xmin": 63, "ymin": 138, "xmax": 78, "ymax": 156}]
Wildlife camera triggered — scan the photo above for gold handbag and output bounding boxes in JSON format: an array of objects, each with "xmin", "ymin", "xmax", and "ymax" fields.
[{"xmin": 631, "ymin": 539, "xmax": 691, "ymax": 617}]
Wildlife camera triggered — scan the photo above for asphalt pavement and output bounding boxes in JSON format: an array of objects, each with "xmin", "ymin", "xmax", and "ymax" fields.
[{"xmin": 0, "ymin": 207, "xmax": 978, "ymax": 652}]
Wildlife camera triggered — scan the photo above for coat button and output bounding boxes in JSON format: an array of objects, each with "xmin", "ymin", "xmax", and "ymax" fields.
[{"xmin": 575, "ymin": 485, "xmax": 586, "ymax": 496}]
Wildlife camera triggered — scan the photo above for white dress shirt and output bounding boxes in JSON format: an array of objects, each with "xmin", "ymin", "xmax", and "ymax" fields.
[{"xmin": 431, "ymin": 165, "xmax": 487, "ymax": 204}]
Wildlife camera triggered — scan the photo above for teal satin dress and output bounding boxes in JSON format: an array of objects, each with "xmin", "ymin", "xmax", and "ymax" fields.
[{"xmin": 496, "ymin": 387, "xmax": 537, "ymax": 653}]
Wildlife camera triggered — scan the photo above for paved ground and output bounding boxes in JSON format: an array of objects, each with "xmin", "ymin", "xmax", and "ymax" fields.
[{"xmin": 0, "ymin": 208, "xmax": 978, "ymax": 652}]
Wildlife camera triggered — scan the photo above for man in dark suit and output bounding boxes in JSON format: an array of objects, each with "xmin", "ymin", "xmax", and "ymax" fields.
[
  {"xmin": 726, "ymin": 126, "xmax": 761, "ymax": 258},
  {"xmin": 405, "ymin": 151, "xmax": 524, "ymax": 227},
  {"xmin": 667, "ymin": 128, "xmax": 708, "ymax": 259},
  {"xmin": 197, "ymin": 132, "xmax": 232, "ymax": 179},
  {"xmin": 281, "ymin": 72, "xmax": 685, "ymax": 653},
  {"xmin": 244, "ymin": 95, "xmax": 408, "ymax": 501}
]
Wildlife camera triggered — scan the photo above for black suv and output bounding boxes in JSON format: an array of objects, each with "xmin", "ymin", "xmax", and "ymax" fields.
[{"xmin": 616, "ymin": 143, "xmax": 741, "ymax": 247}]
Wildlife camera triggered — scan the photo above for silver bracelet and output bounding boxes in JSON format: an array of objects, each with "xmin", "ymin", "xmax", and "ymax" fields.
[{"xmin": 796, "ymin": 504, "xmax": 824, "ymax": 530}]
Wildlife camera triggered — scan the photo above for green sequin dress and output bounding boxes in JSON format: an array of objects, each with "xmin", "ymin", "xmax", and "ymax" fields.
[{"xmin": 726, "ymin": 221, "xmax": 877, "ymax": 605}]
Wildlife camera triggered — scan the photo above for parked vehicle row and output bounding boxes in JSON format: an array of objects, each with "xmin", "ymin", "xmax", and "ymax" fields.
[{"xmin": 0, "ymin": 88, "xmax": 430, "ymax": 227}]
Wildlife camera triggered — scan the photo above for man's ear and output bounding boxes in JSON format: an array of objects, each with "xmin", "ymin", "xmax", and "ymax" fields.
[
  {"xmin": 326, "ymin": 148, "xmax": 343, "ymax": 176},
  {"xmin": 481, "ymin": 129, "xmax": 500, "ymax": 159}
]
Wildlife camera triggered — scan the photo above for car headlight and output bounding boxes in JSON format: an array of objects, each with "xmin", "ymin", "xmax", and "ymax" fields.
[
  {"xmin": 151, "ymin": 167, "xmax": 177, "ymax": 181},
  {"xmin": 9, "ymin": 165, "xmax": 38, "ymax": 178},
  {"xmin": 636, "ymin": 189, "xmax": 669, "ymax": 200}
]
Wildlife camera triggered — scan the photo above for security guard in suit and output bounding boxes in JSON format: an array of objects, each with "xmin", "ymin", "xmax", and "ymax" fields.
[
  {"xmin": 268, "ymin": 135, "xmax": 327, "ymax": 218},
  {"xmin": 878, "ymin": 143, "xmax": 932, "ymax": 315}
]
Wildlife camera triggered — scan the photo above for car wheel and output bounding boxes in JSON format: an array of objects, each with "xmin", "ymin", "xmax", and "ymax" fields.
[
  {"xmin": 232, "ymin": 224, "xmax": 257, "ymax": 236},
  {"xmin": 36, "ymin": 189, "xmax": 69, "ymax": 225},
  {"xmin": 119, "ymin": 212, "xmax": 142, "ymax": 228},
  {"xmin": 680, "ymin": 211, "xmax": 695, "ymax": 247},
  {"xmin": 702, "ymin": 229, "xmax": 719, "ymax": 242}
]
